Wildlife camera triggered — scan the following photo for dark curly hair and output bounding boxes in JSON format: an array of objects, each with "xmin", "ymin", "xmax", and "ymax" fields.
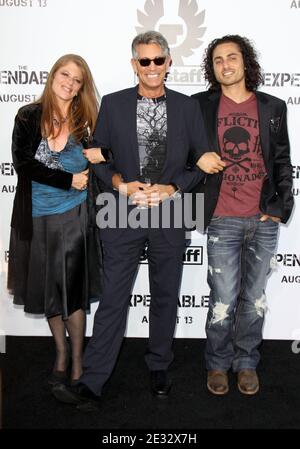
[{"xmin": 202, "ymin": 35, "xmax": 263, "ymax": 92}]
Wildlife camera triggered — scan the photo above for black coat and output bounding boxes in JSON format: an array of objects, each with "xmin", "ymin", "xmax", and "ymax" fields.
[
  {"xmin": 8, "ymin": 103, "xmax": 103, "ymax": 297},
  {"xmin": 10, "ymin": 103, "xmax": 72, "ymax": 240},
  {"xmin": 191, "ymin": 90, "xmax": 294, "ymax": 229}
]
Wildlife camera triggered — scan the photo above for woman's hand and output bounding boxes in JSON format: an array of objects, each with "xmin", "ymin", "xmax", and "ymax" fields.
[
  {"xmin": 72, "ymin": 168, "xmax": 89, "ymax": 190},
  {"xmin": 83, "ymin": 148, "xmax": 106, "ymax": 164}
]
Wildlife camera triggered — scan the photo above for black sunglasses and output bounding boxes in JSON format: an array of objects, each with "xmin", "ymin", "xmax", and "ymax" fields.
[{"xmin": 137, "ymin": 57, "xmax": 167, "ymax": 67}]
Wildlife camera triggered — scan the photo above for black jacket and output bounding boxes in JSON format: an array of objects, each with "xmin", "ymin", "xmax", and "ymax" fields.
[
  {"xmin": 10, "ymin": 103, "xmax": 72, "ymax": 240},
  {"xmin": 191, "ymin": 90, "xmax": 294, "ymax": 229},
  {"xmin": 91, "ymin": 86, "xmax": 208, "ymax": 245},
  {"xmin": 8, "ymin": 102, "xmax": 103, "ymax": 297}
]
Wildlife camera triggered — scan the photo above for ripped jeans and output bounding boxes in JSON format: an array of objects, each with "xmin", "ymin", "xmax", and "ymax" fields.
[{"xmin": 205, "ymin": 215, "xmax": 279, "ymax": 372}]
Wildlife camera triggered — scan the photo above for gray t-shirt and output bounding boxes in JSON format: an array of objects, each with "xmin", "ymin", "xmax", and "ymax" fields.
[{"xmin": 136, "ymin": 94, "xmax": 167, "ymax": 185}]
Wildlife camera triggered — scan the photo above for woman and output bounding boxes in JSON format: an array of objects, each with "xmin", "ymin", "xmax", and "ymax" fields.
[{"xmin": 7, "ymin": 54, "xmax": 105, "ymax": 385}]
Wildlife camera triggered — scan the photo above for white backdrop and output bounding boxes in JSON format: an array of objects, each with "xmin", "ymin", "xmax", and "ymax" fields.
[{"xmin": 0, "ymin": 0, "xmax": 299, "ymax": 339}]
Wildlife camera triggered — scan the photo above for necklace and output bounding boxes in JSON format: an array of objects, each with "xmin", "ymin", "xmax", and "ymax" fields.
[{"xmin": 53, "ymin": 116, "xmax": 69, "ymax": 127}]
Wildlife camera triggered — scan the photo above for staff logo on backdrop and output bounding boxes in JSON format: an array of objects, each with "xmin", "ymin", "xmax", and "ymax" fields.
[
  {"xmin": 139, "ymin": 245, "xmax": 203, "ymax": 265},
  {"xmin": 136, "ymin": 0, "xmax": 206, "ymax": 86},
  {"xmin": 183, "ymin": 246, "xmax": 203, "ymax": 264}
]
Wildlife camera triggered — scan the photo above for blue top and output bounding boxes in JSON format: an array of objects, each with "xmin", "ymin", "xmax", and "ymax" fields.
[{"xmin": 32, "ymin": 136, "xmax": 87, "ymax": 217}]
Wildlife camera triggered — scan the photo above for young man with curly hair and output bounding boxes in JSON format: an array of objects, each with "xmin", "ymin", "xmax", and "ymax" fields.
[{"xmin": 192, "ymin": 35, "xmax": 294, "ymax": 395}]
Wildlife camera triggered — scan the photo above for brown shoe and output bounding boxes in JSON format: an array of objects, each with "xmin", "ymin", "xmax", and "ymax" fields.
[
  {"xmin": 207, "ymin": 370, "xmax": 229, "ymax": 395},
  {"xmin": 237, "ymin": 369, "xmax": 259, "ymax": 395}
]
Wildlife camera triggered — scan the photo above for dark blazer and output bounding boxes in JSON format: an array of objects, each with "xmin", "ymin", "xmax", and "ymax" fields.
[
  {"xmin": 191, "ymin": 90, "xmax": 294, "ymax": 229},
  {"xmin": 92, "ymin": 86, "xmax": 208, "ymax": 244}
]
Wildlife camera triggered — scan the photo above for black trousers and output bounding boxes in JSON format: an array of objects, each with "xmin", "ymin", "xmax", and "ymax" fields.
[{"xmin": 81, "ymin": 227, "xmax": 185, "ymax": 396}]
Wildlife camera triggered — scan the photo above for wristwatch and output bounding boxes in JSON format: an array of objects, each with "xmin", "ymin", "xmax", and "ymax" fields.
[{"xmin": 170, "ymin": 183, "xmax": 182, "ymax": 199}]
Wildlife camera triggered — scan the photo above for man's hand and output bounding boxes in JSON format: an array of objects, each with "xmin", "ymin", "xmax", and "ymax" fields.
[
  {"xmin": 197, "ymin": 152, "xmax": 226, "ymax": 174},
  {"xmin": 260, "ymin": 214, "xmax": 281, "ymax": 223},
  {"xmin": 112, "ymin": 173, "xmax": 151, "ymax": 197},
  {"xmin": 133, "ymin": 184, "xmax": 176, "ymax": 207},
  {"xmin": 72, "ymin": 168, "xmax": 89, "ymax": 190},
  {"xmin": 112, "ymin": 174, "xmax": 176, "ymax": 207},
  {"xmin": 83, "ymin": 148, "xmax": 106, "ymax": 164}
]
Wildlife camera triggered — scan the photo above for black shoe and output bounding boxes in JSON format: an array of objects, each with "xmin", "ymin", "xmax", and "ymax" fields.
[
  {"xmin": 52, "ymin": 382, "xmax": 101, "ymax": 411},
  {"xmin": 47, "ymin": 370, "xmax": 68, "ymax": 386},
  {"xmin": 150, "ymin": 370, "xmax": 172, "ymax": 397}
]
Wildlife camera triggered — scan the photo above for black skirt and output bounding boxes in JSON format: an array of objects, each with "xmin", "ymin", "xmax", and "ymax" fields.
[{"xmin": 8, "ymin": 201, "xmax": 102, "ymax": 319}]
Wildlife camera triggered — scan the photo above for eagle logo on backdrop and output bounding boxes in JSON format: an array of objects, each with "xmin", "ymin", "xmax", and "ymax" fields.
[{"xmin": 136, "ymin": 0, "xmax": 206, "ymax": 66}]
